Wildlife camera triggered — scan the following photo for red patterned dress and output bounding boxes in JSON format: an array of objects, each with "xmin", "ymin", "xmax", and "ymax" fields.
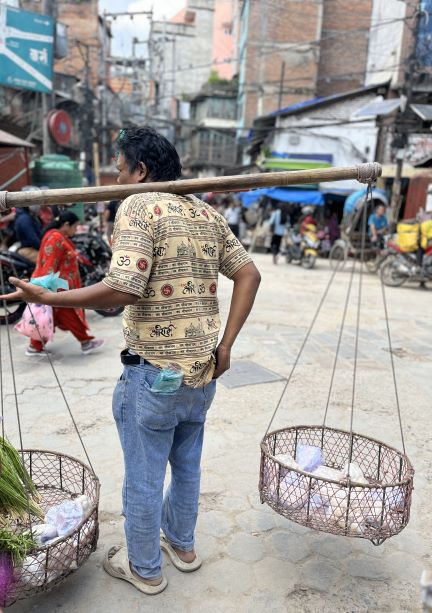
[{"xmin": 30, "ymin": 229, "xmax": 94, "ymax": 350}]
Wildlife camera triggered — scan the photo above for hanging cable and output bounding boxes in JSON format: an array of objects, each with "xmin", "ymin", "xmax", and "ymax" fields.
[
  {"xmin": 347, "ymin": 183, "xmax": 371, "ymax": 470},
  {"xmin": 322, "ymin": 258, "xmax": 357, "ymax": 427},
  {"xmin": 264, "ymin": 261, "xmax": 342, "ymax": 436},
  {"xmin": 380, "ymin": 280, "xmax": 406, "ymax": 455},
  {"xmin": 25, "ymin": 303, "xmax": 96, "ymax": 474},
  {"xmin": 0, "ymin": 263, "xmax": 35, "ymax": 532},
  {"xmin": 0, "ymin": 316, "xmax": 4, "ymax": 442}
]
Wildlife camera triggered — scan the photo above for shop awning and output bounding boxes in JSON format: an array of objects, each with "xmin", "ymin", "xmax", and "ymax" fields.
[
  {"xmin": 410, "ymin": 104, "xmax": 432, "ymax": 122},
  {"xmin": 238, "ymin": 187, "xmax": 325, "ymax": 208},
  {"xmin": 0, "ymin": 130, "xmax": 33, "ymax": 148}
]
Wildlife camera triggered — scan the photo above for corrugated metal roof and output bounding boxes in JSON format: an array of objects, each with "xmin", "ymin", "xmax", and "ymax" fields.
[
  {"xmin": 354, "ymin": 98, "xmax": 401, "ymax": 118},
  {"xmin": 268, "ymin": 81, "xmax": 390, "ymax": 119},
  {"xmin": 0, "ymin": 130, "xmax": 34, "ymax": 148},
  {"xmin": 410, "ymin": 104, "xmax": 432, "ymax": 121}
]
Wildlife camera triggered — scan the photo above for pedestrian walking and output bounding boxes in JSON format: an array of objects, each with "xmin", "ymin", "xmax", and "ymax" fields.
[
  {"xmin": 268, "ymin": 202, "xmax": 289, "ymax": 264},
  {"xmin": 223, "ymin": 197, "xmax": 241, "ymax": 237},
  {"xmin": 1, "ymin": 127, "xmax": 261, "ymax": 594},
  {"xmin": 25, "ymin": 211, "xmax": 104, "ymax": 357}
]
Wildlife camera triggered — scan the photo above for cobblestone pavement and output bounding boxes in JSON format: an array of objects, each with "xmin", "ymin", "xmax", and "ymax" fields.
[{"xmin": 5, "ymin": 255, "xmax": 432, "ymax": 613}]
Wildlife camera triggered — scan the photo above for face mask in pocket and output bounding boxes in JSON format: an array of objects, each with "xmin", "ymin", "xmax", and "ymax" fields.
[{"xmin": 150, "ymin": 369, "xmax": 183, "ymax": 394}]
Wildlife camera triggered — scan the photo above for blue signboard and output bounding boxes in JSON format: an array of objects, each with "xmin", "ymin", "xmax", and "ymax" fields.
[{"xmin": 0, "ymin": 5, "xmax": 54, "ymax": 93}]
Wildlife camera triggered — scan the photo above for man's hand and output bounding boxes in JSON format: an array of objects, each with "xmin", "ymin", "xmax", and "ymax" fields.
[
  {"xmin": 0, "ymin": 277, "xmax": 50, "ymax": 304},
  {"xmin": 213, "ymin": 344, "xmax": 231, "ymax": 379}
]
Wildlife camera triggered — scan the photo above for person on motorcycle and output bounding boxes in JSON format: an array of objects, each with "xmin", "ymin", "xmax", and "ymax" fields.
[
  {"xmin": 25, "ymin": 211, "xmax": 104, "ymax": 357},
  {"xmin": 368, "ymin": 204, "xmax": 388, "ymax": 250},
  {"xmin": 299, "ymin": 206, "xmax": 317, "ymax": 236},
  {"xmin": 268, "ymin": 202, "xmax": 289, "ymax": 264},
  {"xmin": 14, "ymin": 205, "xmax": 42, "ymax": 263}
]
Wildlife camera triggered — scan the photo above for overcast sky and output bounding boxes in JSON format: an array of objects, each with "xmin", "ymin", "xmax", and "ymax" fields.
[{"xmin": 99, "ymin": 0, "xmax": 186, "ymax": 57}]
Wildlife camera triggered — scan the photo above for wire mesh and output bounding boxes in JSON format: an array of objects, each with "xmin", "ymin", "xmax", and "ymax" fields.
[
  {"xmin": 259, "ymin": 425, "xmax": 414, "ymax": 546},
  {"xmin": 2, "ymin": 450, "xmax": 100, "ymax": 607}
]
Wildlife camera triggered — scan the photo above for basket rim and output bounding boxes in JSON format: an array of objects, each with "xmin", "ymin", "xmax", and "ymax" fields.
[
  {"xmin": 261, "ymin": 424, "xmax": 414, "ymax": 488},
  {"xmin": 17, "ymin": 448, "xmax": 101, "ymax": 555}
]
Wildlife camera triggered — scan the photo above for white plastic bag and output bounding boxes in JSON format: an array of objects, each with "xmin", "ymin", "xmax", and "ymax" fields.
[
  {"xmin": 296, "ymin": 444, "xmax": 323, "ymax": 473},
  {"xmin": 45, "ymin": 500, "xmax": 83, "ymax": 537}
]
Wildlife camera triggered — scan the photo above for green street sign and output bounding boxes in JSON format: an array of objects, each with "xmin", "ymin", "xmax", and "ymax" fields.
[{"xmin": 0, "ymin": 5, "xmax": 54, "ymax": 93}]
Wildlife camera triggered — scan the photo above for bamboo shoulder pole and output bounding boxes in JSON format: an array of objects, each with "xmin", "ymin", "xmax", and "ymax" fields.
[{"xmin": 0, "ymin": 163, "xmax": 381, "ymax": 209}]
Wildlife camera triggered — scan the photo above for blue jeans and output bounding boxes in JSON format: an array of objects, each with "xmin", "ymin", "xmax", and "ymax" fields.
[{"xmin": 112, "ymin": 361, "xmax": 217, "ymax": 579}]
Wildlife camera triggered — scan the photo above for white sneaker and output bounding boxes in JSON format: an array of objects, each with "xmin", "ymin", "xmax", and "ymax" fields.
[
  {"xmin": 25, "ymin": 347, "xmax": 52, "ymax": 357},
  {"xmin": 81, "ymin": 339, "xmax": 105, "ymax": 355}
]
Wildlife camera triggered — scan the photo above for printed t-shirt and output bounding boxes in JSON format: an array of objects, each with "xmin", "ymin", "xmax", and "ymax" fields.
[{"xmin": 103, "ymin": 193, "xmax": 252, "ymax": 387}]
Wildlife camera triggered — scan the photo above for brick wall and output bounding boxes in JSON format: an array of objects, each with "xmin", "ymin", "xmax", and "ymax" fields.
[
  {"xmin": 239, "ymin": 0, "xmax": 323, "ymax": 130},
  {"xmin": 317, "ymin": 0, "xmax": 373, "ymax": 97}
]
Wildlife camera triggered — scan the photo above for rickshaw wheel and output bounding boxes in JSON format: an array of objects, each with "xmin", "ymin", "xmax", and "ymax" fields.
[{"xmin": 329, "ymin": 243, "xmax": 347, "ymax": 270}]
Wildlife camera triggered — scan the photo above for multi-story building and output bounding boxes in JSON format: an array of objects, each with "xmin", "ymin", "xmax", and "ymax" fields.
[
  {"xmin": 237, "ymin": 0, "xmax": 324, "ymax": 140},
  {"xmin": 149, "ymin": 0, "xmax": 238, "ymax": 121},
  {"xmin": 177, "ymin": 81, "xmax": 238, "ymax": 176},
  {"xmin": 240, "ymin": 0, "xmax": 432, "ymax": 166}
]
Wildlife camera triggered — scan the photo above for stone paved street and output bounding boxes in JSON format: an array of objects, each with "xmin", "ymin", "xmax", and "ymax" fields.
[{"xmin": 6, "ymin": 254, "xmax": 432, "ymax": 612}]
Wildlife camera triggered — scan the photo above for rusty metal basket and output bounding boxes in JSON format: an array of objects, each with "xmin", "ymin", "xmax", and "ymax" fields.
[
  {"xmin": 259, "ymin": 425, "xmax": 414, "ymax": 546},
  {"xmin": 2, "ymin": 450, "xmax": 100, "ymax": 608}
]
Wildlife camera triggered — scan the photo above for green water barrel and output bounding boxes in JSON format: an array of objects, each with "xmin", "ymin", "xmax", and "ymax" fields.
[{"xmin": 31, "ymin": 154, "xmax": 84, "ymax": 221}]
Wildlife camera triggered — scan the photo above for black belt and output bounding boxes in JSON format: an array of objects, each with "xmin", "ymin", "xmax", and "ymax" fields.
[{"xmin": 120, "ymin": 349, "xmax": 149, "ymax": 365}]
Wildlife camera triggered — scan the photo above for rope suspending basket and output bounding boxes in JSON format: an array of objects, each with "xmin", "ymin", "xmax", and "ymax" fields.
[
  {"xmin": 259, "ymin": 169, "xmax": 414, "ymax": 546},
  {"xmin": 0, "ymin": 276, "xmax": 100, "ymax": 608}
]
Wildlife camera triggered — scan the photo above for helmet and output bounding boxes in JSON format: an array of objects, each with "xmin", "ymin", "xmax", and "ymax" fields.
[{"xmin": 302, "ymin": 206, "xmax": 314, "ymax": 216}]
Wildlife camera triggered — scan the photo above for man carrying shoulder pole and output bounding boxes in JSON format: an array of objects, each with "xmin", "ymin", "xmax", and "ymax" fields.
[{"xmin": 1, "ymin": 127, "xmax": 261, "ymax": 594}]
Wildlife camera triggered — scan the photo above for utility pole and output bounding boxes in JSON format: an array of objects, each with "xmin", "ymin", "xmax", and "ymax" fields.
[
  {"xmin": 42, "ymin": 0, "xmax": 56, "ymax": 155},
  {"xmin": 390, "ymin": 1, "xmax": 422, "ymax": 225},
  {"xmin": 277, "ymin": 61, "xmax": 286, "ymax": 109},
  {"xmin": 100, "ymin": 9, "xmax": 153, "ymax": 165},
  {"xmin": 257, "ymin": 0, "xmax": 267, "ymax": 117}
]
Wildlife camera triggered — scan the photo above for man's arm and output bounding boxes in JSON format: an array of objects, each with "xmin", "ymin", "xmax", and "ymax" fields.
[
  {"xmin": 213, "ymin": 262, "xmax": 261, "ymax": 379},
  {"xmin": 1, "ymin": 279, "xmax": 138, "ymax": 309}
]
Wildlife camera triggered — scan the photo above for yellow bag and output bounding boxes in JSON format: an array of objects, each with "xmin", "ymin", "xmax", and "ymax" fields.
[
  {"xmin": 420, "ymin": 220, "xmax": 432, "ymax": 250},
  {"xmin": 396, "ymin": 222, "xmax": 419, "ymax": 252}
]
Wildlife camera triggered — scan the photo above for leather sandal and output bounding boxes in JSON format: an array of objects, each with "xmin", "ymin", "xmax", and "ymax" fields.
[
  {"xmin": 103, "ymin": 545, "xmax": 167, "ymax": 594},
  {"xmin": 160, "ymin": 534, "xmax": 202, "ymax": 572}
]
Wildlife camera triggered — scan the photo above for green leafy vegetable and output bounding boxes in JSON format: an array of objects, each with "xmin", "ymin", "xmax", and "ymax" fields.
[
  {"xmin": 0, "ymin": 530, "xmax": 37, "ymax": 566},
  {"xmin": 0, "ymin": 438, "xmax": 42, "ymax": 522}
]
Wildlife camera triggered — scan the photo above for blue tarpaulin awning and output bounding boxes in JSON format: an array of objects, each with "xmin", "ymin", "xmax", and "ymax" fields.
[
  {"xmin": 343, "ymin": 188, "xmax": 388, "ymax": 216},
  {"xmin": 237, "ymin": 187, "xmax": 325, "ymax": 208}
]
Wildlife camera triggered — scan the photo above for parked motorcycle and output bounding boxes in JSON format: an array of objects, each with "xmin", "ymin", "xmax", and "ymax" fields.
[
  {"xmin": 0, "ymin": 251, "xmax": 34, "ymax": 324},
  {"xmin": 380, "ymin": 245, "xmax": 432, "ymax": 287},
  {"xmin": 73, "ymin": 228, "xmax": 123, "ymax": 318},
  {"xmin": 0, "ymin": 229, "xmax": 122, "ymax": 325},
  {"xmin": 285, "ymin": 225, "xmax": 320, "ymax": 269}
]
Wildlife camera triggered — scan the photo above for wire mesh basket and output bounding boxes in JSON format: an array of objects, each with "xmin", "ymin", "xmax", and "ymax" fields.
[
  {"xmin": 259, "ymin": 425, "xmax": 414, "ymax": 546},
  {"xmin": 2, "ymin": 449, "xmax": 100, "ymax": 608}
]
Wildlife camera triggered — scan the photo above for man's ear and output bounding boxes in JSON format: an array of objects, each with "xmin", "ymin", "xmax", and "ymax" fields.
[{"xmin": 138, "ymin": 161, "xmax": 149, "ymax": 182}]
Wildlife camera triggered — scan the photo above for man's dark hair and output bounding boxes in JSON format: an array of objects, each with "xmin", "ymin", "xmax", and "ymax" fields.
[{"xmin": 116, "ymin": 127, "xmax": 182, "ymax": 182}]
